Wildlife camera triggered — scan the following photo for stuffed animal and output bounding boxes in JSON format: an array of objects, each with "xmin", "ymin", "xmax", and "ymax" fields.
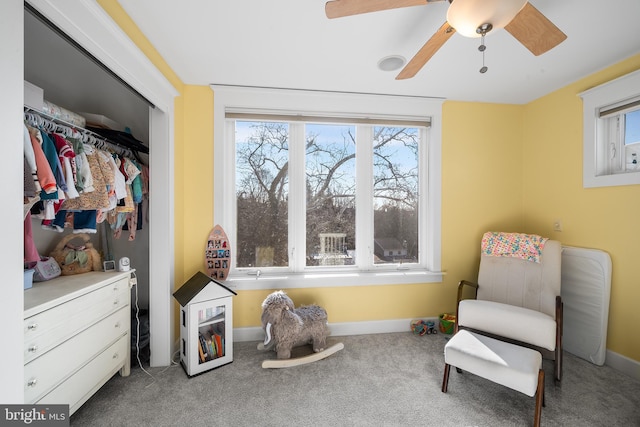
[
  {"xmin": 50, "ymin": 233, "xmax": 102, "ymax": 276},
  {"xmin": 260, "ymin": 290, "xmax": 330, "ymax": 359}
]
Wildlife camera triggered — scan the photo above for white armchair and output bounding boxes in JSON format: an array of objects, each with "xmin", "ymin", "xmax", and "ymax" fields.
[{"xmin": 456, "ymin": 232, "xmax": 563, "ymax": 383}]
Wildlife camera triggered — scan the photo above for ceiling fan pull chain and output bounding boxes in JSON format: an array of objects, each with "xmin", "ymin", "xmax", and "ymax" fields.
[
  {"xmin": 478, "ymin": 34, "xmax": 488, "ymax": 74},
  {"xmin": 478, "ymin": 33, "xmax": 488, "ymax": 74}
]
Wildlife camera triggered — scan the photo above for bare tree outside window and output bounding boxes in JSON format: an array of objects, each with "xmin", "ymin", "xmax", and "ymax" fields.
[
  {"xmin": 235, "ymin": 120, "xmax": 421, "ymax": 270},
  {"xmin": 305, "ymin": 124, "xmax": 356, "ymax": 266},
  {"xmin": 235, "ymin": 121, "xmax": 289, "ymax": 268},
  {"xmin": 373, "ymin": 126, "xmax": 419, "ymax": 264}
]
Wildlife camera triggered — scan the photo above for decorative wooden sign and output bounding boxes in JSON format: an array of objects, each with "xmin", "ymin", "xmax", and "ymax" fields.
[{"xmin": 205, "ymin": 224, "xmax": 230, "ymax": 280}]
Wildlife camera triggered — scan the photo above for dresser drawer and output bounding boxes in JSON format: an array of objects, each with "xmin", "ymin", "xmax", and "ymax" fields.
[
  {"xmin": 24, "ymin": 306, "xmax": 129, "ymax": 403},
  {"xmin": 24, "ymin": 276, "xmax": 129, "ymax": 364},
  {"xmin": 36, "ymin": 334, "xmax": 129, "ymax": 415}
]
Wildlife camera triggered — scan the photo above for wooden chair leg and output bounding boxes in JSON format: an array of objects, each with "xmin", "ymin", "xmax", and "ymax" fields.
[
  {"xmin": 534, "ymin": 369, "xmax": 544, "ymax": 427},
  {"xmin": 555, "ymin": 297, "xmax": 563, "ymax": 384},
  {"xmin": 442, "ymin": 363, "xmax": 451, "ymax": 393},
  {"xmin": 554, "ymin": 346, "xmax": 563, "ymax": 384}
]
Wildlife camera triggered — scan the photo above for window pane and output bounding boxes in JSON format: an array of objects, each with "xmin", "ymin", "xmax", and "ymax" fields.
[
  {"xmin": 235, "ymin": 121, "xmax": 289, "ymax": 268},
  {"xmin": 624, "ymin": 109, "xmax": 640, "ymax": 145},
  {"xmin": 373, "ymin": 127, "xmax": 419, "ymax": 265},
  {"xmin": 305, "ymin": 124, "xmax": 356, "ymax": 266}
]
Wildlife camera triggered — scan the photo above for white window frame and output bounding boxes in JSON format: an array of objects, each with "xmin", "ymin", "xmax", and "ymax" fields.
[
  {"xmin": 581, "ymin": 69, "xmax": 640, "ymax": 188},
  {"xmin": 212, "ymin": 86, "xmax": 443, "ymax": 290}
]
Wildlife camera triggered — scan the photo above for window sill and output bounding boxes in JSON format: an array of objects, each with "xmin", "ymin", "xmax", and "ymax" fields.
[
  {"xmin": 223, "ymin": 269, "xmax": 444, "ymax": 290},
  {"xmin": 584, "ymin": 170, "xmax": 640, "ymax": 188}
]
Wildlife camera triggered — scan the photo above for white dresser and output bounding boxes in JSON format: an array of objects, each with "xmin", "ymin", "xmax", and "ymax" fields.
[{"xmin": 23, "ymin": 270, "xmax": 133, "ymax": 415}]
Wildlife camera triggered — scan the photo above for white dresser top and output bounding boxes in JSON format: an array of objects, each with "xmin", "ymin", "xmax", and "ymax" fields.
[{"xmin": 24, "ymin": 270, "xmax": 133, "ymax": 318}]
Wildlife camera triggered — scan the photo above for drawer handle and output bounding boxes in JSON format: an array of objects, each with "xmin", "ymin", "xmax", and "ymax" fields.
[
  {"xmin": 28, "ymin": 345, "xmax": 38, "ymax": 353},
  {"xmin": 113, "ymin": 299, "xmax": 119, "ymax": 305},
  {"xmin": 27, "ymin": 378, "xmax": 37, "ymax": 387},
  {"xmin": 27, "ymin": 323, "xmax": 38, "ymax": 331},
  {"xmin": 112, "ymin": 352, "xmax": 119, "ymax": 359},
  {"xmin": 115, "ymin": 322, "xmax": 121, "ymax": 329}
]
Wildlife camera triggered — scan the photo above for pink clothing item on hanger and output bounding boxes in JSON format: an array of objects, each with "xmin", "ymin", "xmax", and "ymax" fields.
[
  {"xmin": 29, "ymin": 132, "xmax": 57, "ymax": 194},
  {"xmin": 24, "ymin": 212, "xmax": 40, "ymax": 264}
]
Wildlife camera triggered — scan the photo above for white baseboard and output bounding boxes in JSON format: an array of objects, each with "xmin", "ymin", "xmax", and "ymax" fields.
[
  {"xmin": 233, "ymin": 317, "xmax": 439, "ymax": 343},
  {"xmin": 605, "ymin": 349, "xmax": 640, "ymax": 382}
]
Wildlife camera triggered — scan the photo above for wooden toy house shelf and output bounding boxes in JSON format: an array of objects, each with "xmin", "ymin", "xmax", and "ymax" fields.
[{"xmin": 173, "ymin": 272, "xmax": 237, "ymax": 377}]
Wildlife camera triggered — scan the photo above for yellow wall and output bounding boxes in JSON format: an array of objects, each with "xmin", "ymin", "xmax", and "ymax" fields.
[
  {"xmin": 100, "ymin": 2, "xmax": 640, "ymax": 362},
  {"xmin": 522, "ymin": 54, "xmax": 640, "ymax": 361},
  {"xmin": 441, "ymin": 102, "xmax": 524, "ymax": 299},
  {"xmin": 178, "ymin": 86, "xmax": 215, "ymax": 280}
]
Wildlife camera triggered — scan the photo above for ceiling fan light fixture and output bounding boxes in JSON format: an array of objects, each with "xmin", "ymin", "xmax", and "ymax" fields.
[
  {"xmin": 446, "ymin": 0, "xmax": 528, "ymax": 38},
  {"xmin": 377, "ymin": 55, "xmax": 406, "ymax": 72}
]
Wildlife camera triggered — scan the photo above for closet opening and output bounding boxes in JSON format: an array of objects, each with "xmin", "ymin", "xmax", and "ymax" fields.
[{"xmin": 24, "ymin": 4, "xmax": 153, "ymax": 367}]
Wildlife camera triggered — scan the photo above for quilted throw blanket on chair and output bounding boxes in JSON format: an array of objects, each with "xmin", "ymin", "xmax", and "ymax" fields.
[{"xmin": 481, "ymin": 232, "xmax": 548, "ymax": 263}]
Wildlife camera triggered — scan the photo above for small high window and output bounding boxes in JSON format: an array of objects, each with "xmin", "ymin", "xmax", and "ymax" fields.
[{"xmin": 581, "ymin": 69, "xmax": 640, "ymax": 187}]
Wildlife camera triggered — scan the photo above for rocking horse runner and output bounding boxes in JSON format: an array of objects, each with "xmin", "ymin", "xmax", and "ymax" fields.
[{"xmin": 257, "ymin": 290, "xmax": 343, "ymax": 368}]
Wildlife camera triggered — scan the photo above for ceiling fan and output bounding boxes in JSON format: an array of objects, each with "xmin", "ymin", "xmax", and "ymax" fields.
[{"xmin": 325, "ymin": 0, "xmax": 567, "ymax": 79}]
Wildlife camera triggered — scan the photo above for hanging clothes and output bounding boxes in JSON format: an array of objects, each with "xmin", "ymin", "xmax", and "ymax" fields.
[
  {"xmin": 23, "ymin": 109, "xmax": 150, "ymax": 240},
  {"xmin": 38, "ymin": 131, "xmax": 63, "ymax": 200},
  {"xmin": 52, "ymin": 133, "xmax": 79, "ymax": 199},
  {"xmin": 23, "ymin": 125, "xmax": 40, "ymax": 193},
  {"xmin": 61, "ymin": 145, "xmax": 110, "ymax": 211},
  {"xmin": 26, "ymin": 126, "xmax": 56, "ymax": 194}
]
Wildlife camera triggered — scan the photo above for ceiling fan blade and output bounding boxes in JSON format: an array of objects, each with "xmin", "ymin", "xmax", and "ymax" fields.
[
  {"xmin": 325, "ymin": 0, "xmax": 431, "ymax": 19},
  {"xmin": 396, "ymin": 22, "xmax": 455, "ymax": 80},
  {"xmin": 505, "ymin": 2, "xmax": 567, "ymax": 56}
]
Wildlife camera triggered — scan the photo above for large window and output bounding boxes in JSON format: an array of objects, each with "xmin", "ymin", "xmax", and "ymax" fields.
[{"xmin": 213, "ymin": 87, "xmax": 442, "ymax": 289}]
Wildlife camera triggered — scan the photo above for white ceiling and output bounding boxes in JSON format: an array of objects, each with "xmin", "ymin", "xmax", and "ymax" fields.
[{"xmin": 119, "ymin": 0, "xmax": 640, "ymax": 105}]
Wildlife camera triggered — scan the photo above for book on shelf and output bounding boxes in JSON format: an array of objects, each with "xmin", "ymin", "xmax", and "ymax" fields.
[
  {"xmin": 198, "ymin": 327, "xmax": 227, "ymax": 361},
  {"xmin": 198, "ymin": 334, "xmax": 208, "ymax": 363},
  {"xmin": 197, "ymin": 339, "xmax": 205, "ymax": 363},
  {"xmin": 214, "ymin": 334, "xmax": 222, "ymax": 357}
]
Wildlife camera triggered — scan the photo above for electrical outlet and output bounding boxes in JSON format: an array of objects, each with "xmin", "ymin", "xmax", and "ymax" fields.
[{"xmin": 553, "ymin": 219, "xmax": 563, "ymax": 232}]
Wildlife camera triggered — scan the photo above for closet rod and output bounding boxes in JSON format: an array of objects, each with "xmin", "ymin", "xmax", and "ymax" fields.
[{"xmin": 23, "ymin": 106, "xmax": 139, "ymax": 158}]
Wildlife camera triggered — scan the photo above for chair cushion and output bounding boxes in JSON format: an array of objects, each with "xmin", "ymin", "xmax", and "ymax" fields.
[
  {"xmin": 458, "ymin": 299, "xmax": 557, "ymax": 351},
  {"xmin": 444, "ymin": 330, "xmax": 542, "ymax": 397},
  {"xmin": 477, "ymin": 239, "xmax": 561, "ymax": 318}
]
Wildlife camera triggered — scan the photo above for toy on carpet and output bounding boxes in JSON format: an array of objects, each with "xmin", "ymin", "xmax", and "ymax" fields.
[
  {"xmin": 411, "ymin": 319, "xmax": 438, "ymax": 336},
  {"xmin": 439, "ymin": 313, "xmax": 456, "ymax": 334},
  {"xmin": 257, "ymin": 290, "xmax": 343, "ymax": 368}
]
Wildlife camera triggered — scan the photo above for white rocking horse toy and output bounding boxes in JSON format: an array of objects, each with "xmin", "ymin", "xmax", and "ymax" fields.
[{"xmin": 257, "ymin": 290, "xmax": 343, "ymax": 368}]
